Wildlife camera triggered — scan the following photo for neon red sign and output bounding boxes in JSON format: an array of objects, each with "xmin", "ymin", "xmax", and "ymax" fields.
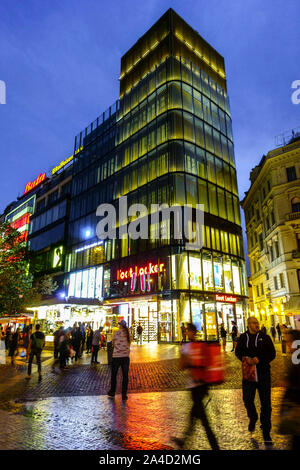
[
  {"xmin": 117, "ymin": 262, "xmax": 165, "ymax": 281},
  {"xmin": 10, "ymin": 213, "xmax": 31, "ymax": 231},
  {"xmin": 24, "ymin": 173, "xmax": 46, "ymax": 194},
  {"xmin": 215, "ymin": 294, "xmax": 238, "ymax": 303}
]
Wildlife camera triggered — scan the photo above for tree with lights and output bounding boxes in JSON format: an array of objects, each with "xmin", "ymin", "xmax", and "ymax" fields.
[{"xmin": 0, "ymin": 222, "xmax": 35, "ymax": 316}]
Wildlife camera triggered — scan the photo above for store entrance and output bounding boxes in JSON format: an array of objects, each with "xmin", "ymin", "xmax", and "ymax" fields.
[
  {"xmin": 130, "ymin": 299, "xmax": 158, "ymax": 342},
  {"xmin": 216, "ymin": 302, "xmax": 245, "ymax": 337}
]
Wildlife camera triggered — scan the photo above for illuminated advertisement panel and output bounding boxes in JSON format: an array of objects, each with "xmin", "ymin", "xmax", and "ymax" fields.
[{"xmin": 68, "ymin": 267, "xmax": 103, "ymax": 299}]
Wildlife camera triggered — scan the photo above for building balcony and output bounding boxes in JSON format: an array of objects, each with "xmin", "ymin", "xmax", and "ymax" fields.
[{"xmin": 286, "ymin": 211, "xmax": 300, "ymax": 222}]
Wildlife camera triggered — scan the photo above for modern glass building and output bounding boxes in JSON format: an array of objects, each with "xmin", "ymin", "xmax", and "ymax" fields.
[{"xmin": 64, "ymin": 9, "xmax": 247, "ymax": 342}]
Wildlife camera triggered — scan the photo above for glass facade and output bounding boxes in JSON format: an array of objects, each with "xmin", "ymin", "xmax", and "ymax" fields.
[{"xmin": 63, "ymin": 11, "xmax": 247, "ymax": 342}]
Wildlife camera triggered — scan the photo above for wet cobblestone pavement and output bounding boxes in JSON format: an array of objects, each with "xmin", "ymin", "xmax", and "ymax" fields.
[{"xmin": 0, "ymin": 344, "xmax": 292, "ymax": 450}]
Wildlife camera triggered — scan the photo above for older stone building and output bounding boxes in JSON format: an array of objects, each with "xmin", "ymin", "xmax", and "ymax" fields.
[{"xmin": 241, "ymin": 130, "xmax": 300, "ymax": 330}]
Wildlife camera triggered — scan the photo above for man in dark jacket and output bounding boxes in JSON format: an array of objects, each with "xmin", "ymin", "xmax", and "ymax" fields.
[
  {"xmin": 26, "ymin": 324, "xmax": 45, "ymax": 380},
  {"xmin": 235, "ymin": 316, "xmax": 276, "ymax": 445}
]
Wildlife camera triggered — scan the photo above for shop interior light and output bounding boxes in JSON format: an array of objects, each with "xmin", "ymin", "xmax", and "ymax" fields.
[{"xmin": 85, "ymin": 229, "xmax": 91, "ymax": 238}]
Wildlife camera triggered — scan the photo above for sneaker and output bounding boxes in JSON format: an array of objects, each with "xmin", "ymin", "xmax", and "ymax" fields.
[
  {"xmin": 248, "ymin": 417, "xmax": 258, "ymax": 433},
  {"xmin": 171, "ymin": 437, "xmax": 185, "ymax": 449},
  {"xmin": 107, "ymin": 391, "xmax": 115, "ymax": 398},
  {"xmin": 25, "ymin": 375, "xmax": 31, "ymax": 380}
]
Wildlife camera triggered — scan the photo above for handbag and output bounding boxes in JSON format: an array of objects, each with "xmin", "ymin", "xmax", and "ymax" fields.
[{"xmin": 242, "ymin": 357, "xmax": 258, "ymax": 382}]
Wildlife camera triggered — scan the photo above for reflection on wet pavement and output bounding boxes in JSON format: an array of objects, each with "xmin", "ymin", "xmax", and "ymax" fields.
[{"xmin": 0, "ymin": 388, "xmax": 290, "ymax": 450}]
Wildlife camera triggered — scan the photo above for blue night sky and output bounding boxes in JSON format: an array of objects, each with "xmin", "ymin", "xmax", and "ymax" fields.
[{"xmin": 0, "ymin": 0, "xmax": 299, "ymax": 228}]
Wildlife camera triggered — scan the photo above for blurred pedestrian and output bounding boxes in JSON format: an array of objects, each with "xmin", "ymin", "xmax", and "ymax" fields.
[
  {"xmin": 231, "ymin": 321, "xmax": 238, "ymax": 351},
  {"xmin": 23, "ymin": 325, "xmax": 32, "ymax": 361},
  {"xmin": 278, "ymin": 329, "xmax": 300, "ymax": 450},
  {"xmin": 72, "ymin": 324, "xmax": 82, "ymax": 361},
  {"xmin": 86, "ymin": 326, "xmax": 93, "ymax": 354},
  {"xmin": 181, "ymin": 323, "xmax": 187, "ymax": 344},
  {"xmin": 59, "ymin": 330, "xmax": 71, "ymax": 369},
  {"xmin": 26, "ymin": 324, "xmax": 45, "ymax": 380},
  {"xmin": 5, "ymin": 326, "xmax": 11, "ymax": 351},
  {"xmin": 8, "ymin": 327, "xmax": 20, "ymax": 366},
  {"xmin": 53, "ymin": 326, "xmax": 63, "ymax": 359},
  {"xmin": 270, "ymin": 326, "xmax": 276, "ymax": 342},
  {"xmin": 220, "ymin": 323, "xmax": 227, "ymax": 352},
  {"xmin": 260, "ymin": 324, "xmax": 267, "ymax": 335},
  {"xmin": 276, "ymin": 323, "xmax": 282, "ymax": 342},
  {"xmin": 281, "ymin": 324, "xmax": 288, "ymax": 355},
  {"xmin": 136, "ymin": 323, "xmax": 143, "ymax": 345},
  {"xmin": 172, "ymin": 323, "xmax": 220, "ymax": 450},
  {"xmin": 108, "ymin": 320, "xmax": 131, "ymax": 401},
  {"xmin": 91, "ymin": 328, "xmax": 101, "ymax": 364},
  {"xmin": 235, "ymin": 316, "xmax": 276, "ymax": 446}
]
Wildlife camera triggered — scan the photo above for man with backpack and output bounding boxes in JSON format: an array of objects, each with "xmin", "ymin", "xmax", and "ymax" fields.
[
  {"xmin": 136, "ymin": 323, "xmax": 143, "ymax": 345},
  {"xmin": 26, "ymin": 324, "xmax": 45, "ymax": 381}
]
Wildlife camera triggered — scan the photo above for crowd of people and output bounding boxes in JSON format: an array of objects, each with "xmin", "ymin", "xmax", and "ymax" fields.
[{"xmin": 1, "ymin": 318, "xmax": 299, "ymax": 449}]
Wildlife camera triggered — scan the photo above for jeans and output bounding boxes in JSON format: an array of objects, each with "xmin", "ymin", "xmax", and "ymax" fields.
[
  {"xmin": 109, "ymin": 356, "xmax": 130, "ymax": 397},
  {"xmin": 183, "ymin": 385, "xmax": 219, "ymax": 450},
  {"xmin": 91, "ymin": 345, "xmax": 99, "ymax": 363},
  {"xmin": 242, "ymin": 373, "xmax": 272, "ymax": 434},
  {"xmin": 137, "ymin": 334, "xmax": 143, "ymax": 345},
  {"xmin": 27, "ymin": 349, "xmax": 42, "ymax": 375}
]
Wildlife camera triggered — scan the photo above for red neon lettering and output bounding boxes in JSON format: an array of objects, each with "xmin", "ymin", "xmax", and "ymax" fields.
[
  {"xmin": 24, "ymin": 173, "xmax": 46, "ymax": 194},
  {"xmin": 118, "ymin": 262, "xmax": 165, "ymax": 280}
]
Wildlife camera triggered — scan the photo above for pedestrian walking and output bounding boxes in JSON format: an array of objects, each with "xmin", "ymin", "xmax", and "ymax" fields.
[
  {"xmin": 231, "ymin": 321, "xmax": 238, "ymax": 351},
  {"xmin": 181, "ymin": 323, "xmax": 187, "ymax": 344},
  {"xmin": 91, "ymin": 328, "xmax": 101, "ymax": 364},
  {"xmin": 235, "ymin": 316, "xmax": 276, "ymax": 445},
  {"xmin": 86, "ymin": 326, "xmax": 93, "ymax": 354},
  {"xmin": 53, "ymin": 326, "xmax": 63, "ymax": 359},
  {"xmin": 281, "ymin": 324, "xmax": 288, "ymax": 355},
  {"xmin": 270, "ymin": 326, "xmax": 276, "ymax": 342},
  {"xmin": 72, "ymin": 324, "xmax": 82, "ymax": 361},
  {"xmin": 108, "ymin": 320, "xmax": 131, "ymax": 401},
  {"xmin": 23, "ymin": 325, "xmax": 32, "ymax": 361},
  {"xmin": 172, "ymin": 323, "xmax": 220, "ymax": 450},
  {"xmin": 26, "ymin": 324, "xmax": 45, "ymax": 380},
  {"xmin": 220, "ymin": 323, "xmax": 227, "ymax": 352},
  {"xmin": 8, "ymin": 328, "xmax": 20, "ymax": 365},
  {"xmin": 278, "ymin": 329, "xmax": 300, "ymax": 450},
  {"xmin": 5, "ymin": 326, "xmax": 11, "ymax": 351},
  {"xmin": 260, "ymin": 324, "xmax": 267, "ymax": 335},
  {"xmin": 59, "ymin": 330, "xmax": 71, "ymax": 369},
  {"xmin": 276, "ymin": 323, "xmax": 282, "ymax": 342},
  {"xmin": 136, "ymin": 323, "xmax": 143, "ymax": 345}
]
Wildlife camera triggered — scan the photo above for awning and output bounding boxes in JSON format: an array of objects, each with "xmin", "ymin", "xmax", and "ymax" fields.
[
  {"xmin": 285, "ymin": 296, "xmax": 300, "ymax": 314},
  {"xmin": 26, "ymin": 296, "xmax": 102, "ymax": 309},
  {"xmin": 0, "ymin": 313, "xmax": 34, "ymax": 323}
]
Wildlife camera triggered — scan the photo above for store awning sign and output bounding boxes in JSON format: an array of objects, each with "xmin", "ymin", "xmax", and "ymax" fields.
[{"xmin": 215, "ymin": 294, "xmax": 238, "ymax": 303}]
